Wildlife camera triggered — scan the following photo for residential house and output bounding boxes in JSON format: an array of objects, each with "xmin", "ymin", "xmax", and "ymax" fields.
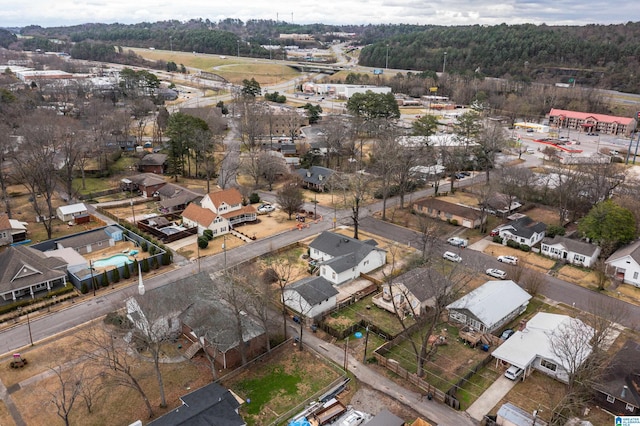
[
  {"xmin": 181, "ymin": 204, "xmax": 218, "ymax": 235},
  {"xmin": 149, "ymin": 383, "xmax": 245, "ymax": 426},
  {"xmin": 138, "ymin": 153, "xmax": 168, "ymax": 174},
  {"xmin": 0, "ymin": 245, "xmax": 67, "ymax": 301},
  {"xmin": 496, "ymin": 402, "xmax": 548, "ymax": 426},
  {"xmin": 52, "ymin": 226, "xmax": 122, "ymax": 254},
  {"xmin": 297, "ymin": 166, "xmax": 335, "ymax": 192},
  {"xmin": 0, "ymin": 214, "xmax": 28, "ymax": 245},
  {"xmin": 606, "ymin": 240, "xmax": 640, "ymax": 288},
  {"xmin": 121, "ymin": 173, "xmax": 167, "ymax": 198},
  {"xmin": 491, "ymin": 312, "xmax": 593, "ymax": 383},
  {"xmin": 155, "ymin": 183, "xmax": 204, "ymax": 213},
  {"xmin": 593, "ymin": 339, "xmax": 640, "ymax": 416},
  {"xmin": 541, "ymin": 235, "xmax": 601, "ymax": 267},
  {"xmin": 413, "ymin": 197, "xmax": 484, "ymax": 229},
  {"xmin": 106, "ymin": 136, "xmax": 137, "ymax": 151},
  {"xmin": 308, "ymin": 231, "xmax": 386, "ymax": 285},
  {"xmin": 373, "ymin": 268, "xmax": 448, "ymax": 317},
  {"xmin": 282, "ymin": 276, "xmax": 339, "ymax": 319},
  {"xmin": 126, "ymin": 272, "xmax": 267, "ymax": 372},
  {"xmin": 446, "ymin": 280, "xmax": 531, "ymax": 333},
  {"xmin": 183, "ymin": 188, "xmax": 256, "ymax": 237},
  {"xmin": 56, "ymin": 202, "xmax": 88, "ymax": 222},
  {"xmin": 486, "ymin": 193, "xmax": 522, "ymax": 216},
  {"xmin": 498, "ymin": 216, "xmax": 547, "ymax": 247}
]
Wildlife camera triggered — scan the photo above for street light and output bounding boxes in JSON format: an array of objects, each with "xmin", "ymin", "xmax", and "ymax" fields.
[
  {"xmin": 17, "ymin": 307, "xmax": 33, "ymax": 346},
  {"xmin": 385, "ymin": 43, "xmax": 389, "ymax": 69},
  {"xmin": 443, "ymin": 51, "xmax": 447, "ymax": 74}
]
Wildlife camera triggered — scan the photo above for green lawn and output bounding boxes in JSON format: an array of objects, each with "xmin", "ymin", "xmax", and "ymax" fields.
[
  {"xmin": 326, "ymin": 294, "xmax": 414, "ymax": 336},
  {"xmin": 72, "ymin": 177, "xmax": 115, "ymax": 196},
  {"xmin": 456, "ymin": 364, "xmax": 501, "ymax": 410}
]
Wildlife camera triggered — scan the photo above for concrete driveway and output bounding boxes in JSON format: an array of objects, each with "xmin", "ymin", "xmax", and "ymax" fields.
[{"xmin": 466, "ymin": 374, "xmax": 519, "ymax": 421}]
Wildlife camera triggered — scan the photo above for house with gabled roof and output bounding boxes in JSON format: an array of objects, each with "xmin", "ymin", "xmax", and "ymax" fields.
[
  {"xmin": 120, "ymin": 173, "xmax": 167, "ymax": 198},
  {"xmin": 309, "ymin": 231, "xmax": 386, "ymax": 285},
  {"xmin": 594, "ymin": 339, "xmax": 640, "ymax": 416},
  {"xmin": 373, "ymin": 268, "xmax": 448, "ymax": 318},
  {"xmin": 491, "ymin": 312, "xmax": 593, "ymax": 383},
  {"xmin": 297, "ymin": 166, "xmax": 335, "ymax": 192},
  {"xmin": 498, "ymin": 215, "xmax": 547, "ymax": 247},
  {"xmin": 283, "ymin": 276, "xmax": 339, "ymax": 319},
  {"xmin": 138, "ymin": 153, "xmax": 168, "ymax": 174},
  {"xmin": 149, "ymin": 382, "xmax": 245, "ymax": 426},
  {"xmin": 446, "ymin": 280, "xmax": 531, "ymax": 333},
  {"xmin": 0, "ymin": 214, "xmax": 28, "ymax": 246},
  {"xmin": 183, "ymin": 188, "xmax": 257, "ymax": 237},
  {"xmin": 606, "ymin": 240, "xmax": 640, "ymax": 288},
  {"xmin": 155, "ymin": 183, "xmax": 204, "ymax": 213},
  {"xmin": 0, "ymin": 245, "xmax": 67, "ymax": 301},
  {"xmin": 56, "ymin": 202, "xmax": 88, "ymax": 222},
  {"xmin": 412, "ymin": 197, "xmax": 484, "ymax": 229},
  {"xmin": 541, "ymin": 235, "xmax": 600, "ymax": 267}
]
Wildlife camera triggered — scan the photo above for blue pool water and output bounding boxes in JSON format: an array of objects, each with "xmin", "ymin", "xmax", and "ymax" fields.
[{"xmin": 93, "ymin": 254, "xmax": 133, "ymax": 268}]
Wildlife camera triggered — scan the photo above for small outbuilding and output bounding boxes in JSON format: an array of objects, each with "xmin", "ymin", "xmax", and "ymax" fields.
[{"xmin": 56, "ymin": 203, "xmax": 88, "ymax": 222}]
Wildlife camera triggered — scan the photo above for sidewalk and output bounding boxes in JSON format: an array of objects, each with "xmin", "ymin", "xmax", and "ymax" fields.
[{"xmin": 297, "ymin": 325, "xmax": 477, "ymax": 426}]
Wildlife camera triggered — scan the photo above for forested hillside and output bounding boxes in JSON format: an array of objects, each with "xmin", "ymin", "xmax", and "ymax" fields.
[{"xmin": 359, "ymin": 23, "xmax": 640, "ymax": 92}]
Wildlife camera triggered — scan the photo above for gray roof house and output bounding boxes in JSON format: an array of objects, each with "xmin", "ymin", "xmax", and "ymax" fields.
[
  {"xmin": 149, "ymin": 382, "xmax": 245, "ymax": 426},
  {"xmin": 297, "ymin": 165, "xmax": 335, "ymax": 191},
  {"xmin": 541, "ymin": 235, "xmax": 601, "ymax": 268},
  {"xmin": 156, "ymin": 183, "xmax": 204, "ymax": 213},
  {"xmin": 447, "ymin": 280, "xmax": 532, "ymax": 333},
  {"xmin": 138, "ymin": 153, "xmax": 168, "ymax": 174},
  {"xmin": 309, "ymin": 231, "xmax": 387, "ymax": 285},
  {"xmin": 126, "ymin": 272, "xmax": 267, "ymax": 371},
  {"xmin": 498, "ymin": 216, "xmax": 547, "ymax": 247},
  {"xmin": 0, "ymin": 245, "xmax": 68, "ymax": 301},
  {"xmin": 606, "ymin": 240, "xmax": 640, "ymax": 288},
  {"xmin": 593, "ymin": 339, "xmax": 640, "ymax": 416},
  {"xmin": 283, "ymin": 276, "xmax": 339, "ymax": 319}
]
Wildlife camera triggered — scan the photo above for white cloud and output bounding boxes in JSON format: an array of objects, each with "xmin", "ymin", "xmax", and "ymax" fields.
[{"xmin": 0, "ymin": 0, "xmax": 637, "ymax": 28}]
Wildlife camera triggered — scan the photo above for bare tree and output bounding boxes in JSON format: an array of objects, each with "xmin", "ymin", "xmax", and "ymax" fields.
[
  {"xmin": 265, "ymin": 252, "xmax": 298, "ymax": 340},
  {"xmin": 369, "ymin": 125, "xmax": 401, "ymax": 220},
  {"xmin": 45, "ymin": 365, "xmax": 85, "ymax": 426},
  {"xmin": 520, "ymin": 269, "xmax": 546, "ymax": 295},
  {"xmin": 276, "ymin": 180, "xmax": 305, "ymax": 220},
  {"xmin": 0, "ymin": 122, "xmax": 14, "ymax": 216},
  {"xmin": 78, "ymin": 327, "xmax": 154, "ymax": 418},
  {"xmin": 475, "ymin": 121, "xmax": 508, "ymax": 182}
]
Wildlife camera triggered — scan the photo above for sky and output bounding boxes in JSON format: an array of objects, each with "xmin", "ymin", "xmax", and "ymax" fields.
[{"xmin": 0, "ymin": 0, "xmax": 638, "ymax": 28}]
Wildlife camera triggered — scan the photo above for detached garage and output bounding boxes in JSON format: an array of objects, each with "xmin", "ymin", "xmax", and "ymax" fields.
[{"xmin": 56, "ymin": 203, "xmax": 89, "ymax": 222}]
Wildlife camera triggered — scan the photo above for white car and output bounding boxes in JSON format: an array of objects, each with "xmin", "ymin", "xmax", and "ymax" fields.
[
  {"xmin": 443, "ymin": 251, "xmax": 462, "ymax": 263},
  {"xmin": 497, "ymin": 255, "xmax": 518, "ymax": 265},
  {"xmin": 447, "ymin": 237, "xmax": 469, "ymax": 248},
  {"xmin": 504, "ymin": 365, "xmax": 524, "ymax": 381},
  {"xmin": 257, "ymin": 203, "xmax": 275, "ymax": 214},
  {"xmin": 486, "ymin": 268, "xmax": 507, "ymax": 279}
]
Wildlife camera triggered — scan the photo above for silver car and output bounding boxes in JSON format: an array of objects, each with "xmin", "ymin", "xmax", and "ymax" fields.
[{"xmin": 486, "ymin": 268, "xmax": 507, "ymax": 279}]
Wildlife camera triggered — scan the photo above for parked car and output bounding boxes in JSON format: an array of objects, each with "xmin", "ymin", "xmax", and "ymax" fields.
[
  {"xmin": 610, "ymin": 149, "xmax": 620, "ymax": 156},
  {"xmin": 443, "ymin": 251, "xmax": 462, "ymax": 263},
  {"xmin": 500, "ymin": 329, "xmax": 515, "ymax": 340},
  {"xmin": 526, "ymin": 128, "xmax": 534, "ymax": 133},
  {"xmin": 447, "ymin": 237, "xmax": 469, "ymax": 248},
  {"xmin": 340, "ymin": 411, "xmax": 366, "ymax": 426},
  {"xmin": 504, "ymin": 365, "xmax": 524, "ymax": 381},
  {"xmin": 489, "ymin": 228, "xmax": 501, "ymax": 237},
  {"xmin": 497, "ymin": 255, "xmax": 518, "ymax": 265},
  {"xmin": 486, "ymin": 268, "xmax": 507, "ymax": 279},
  {"xmin": 257, "ymin": 203, "xmax": 275, "ymax": 214},
  {"xmin": 460, "ymin": 171, "xmax": 471, "ymax": 176},
  {"xmin": 526, "ymin": 147, "xmax": 535, "ymax": 154}
]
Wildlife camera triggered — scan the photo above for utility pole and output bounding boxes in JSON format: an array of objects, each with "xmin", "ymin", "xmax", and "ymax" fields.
[
  {"xmin": 443, "ymin": 51, "xmax": 447, "ymax": 74},
  {"xmin": 385, "ymin": 43, "xmax": 389, "ymax": 69}
]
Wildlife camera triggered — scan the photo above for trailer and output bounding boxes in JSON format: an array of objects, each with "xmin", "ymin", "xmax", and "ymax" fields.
[{"xmin": 310, "ymin": 398, "xmax": 347, "ymax": 426}]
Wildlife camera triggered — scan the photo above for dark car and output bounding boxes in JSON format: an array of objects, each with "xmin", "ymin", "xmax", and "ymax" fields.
[{"xmin": 500, "ymin": 329, "xmax": 515, "ymax": 340}]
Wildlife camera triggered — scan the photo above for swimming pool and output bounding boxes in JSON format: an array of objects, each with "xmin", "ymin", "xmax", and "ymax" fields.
[
  {"xmin": 93, "ymin": 254, "xmax": 133, "ymax": 268},
  {"xmin": 160, "ymin": 225, "xmax": 186, "ymax": 236}
]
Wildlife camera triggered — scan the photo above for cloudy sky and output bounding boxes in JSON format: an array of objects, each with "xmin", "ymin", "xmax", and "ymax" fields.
[{"xmin": 0, "ymin": 0, "xmax": 637, "ymax": 28}]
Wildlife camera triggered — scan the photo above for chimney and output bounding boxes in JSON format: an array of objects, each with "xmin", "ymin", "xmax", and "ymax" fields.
[
  {"xmin": 518, "ymin": 320, "xmax": 527, "ymax": 331},
  {"xmin": 622, "ymin": 385, "xmax": 629, "ymax": 399}
]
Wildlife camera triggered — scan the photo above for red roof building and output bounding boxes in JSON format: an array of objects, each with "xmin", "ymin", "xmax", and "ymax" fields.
[{"xmin": 548, "ymin": 108, "xmax": 636, "ymax": 136}]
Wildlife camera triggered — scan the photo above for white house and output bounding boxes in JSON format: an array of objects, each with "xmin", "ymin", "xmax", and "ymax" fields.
[
  {"xmin": 182, "ymin": 188, "xmax": 256, "ymax": 237},
  {"xmin": 498, "ymin": 216, "xmax": 547, "ymax": 247},
  {"xmin": 308, "ymin": 232, "xmax": 386, "ymax": 285},
  {"xmin": 605, "ymin": 240, "xmax": 640, "ymax": 288},
  {"xmin": 541, "ymin": 236, "xmax": 601, "ymax": 268},
  {"xmin": 56, "ymin": 203, "xmax": 88, "ymax": 222},
  {"xmin": 446, "ymin": 280, "xmax": 532, "ymax": 333},
  {"xmin": 282, "ymin": 276, "xmax": 339, "ymax": 319},
  {"xmin": 491, "ymin": 312, "xmax": 594, "ymax": 383}
]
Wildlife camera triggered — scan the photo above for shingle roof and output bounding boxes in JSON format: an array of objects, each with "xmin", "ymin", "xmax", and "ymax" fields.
[
  {"xmin": 310, "ymin": 231, "xmax": 384, "ymax": 273},
  {"xmin": 54, "ymin": 228, "xmax": 113, "ymax": 250},
  {"xmin": 221, "ymin": 204, "xmax": 257, "ymax": 219},
  {"xmin": 57, "ymin": 203, "xmax": 87, "ymax": 216},
  {"xmin": 149, "ymin": 382, "xmax": 244, "ymax": 426},
  {"xmin": 541, "ymin": 235, "xmax": 599, "ymax": 257},
  {"xmin": 0, "ymin": 213, "xmax": 10, "ymax": 231},
  {"xmin": 126, "ymin": 173, "xmax": 166, "ymax": 187},
  {"xmin": 297, "ymin": 166, "xmax": 335, "ymax": 186},
  {"xmin": 139, "ymin": 153, "xmax": 168, "ymax": 166},
  {"xmin": 502, "ymin": 216, "xmax": 546, "ymax": 239},
  {"xmin": 393, "ymin": 267, "xmax": 447, "ymax": 303},
  {"xmin": 182, "ymin": 203, "xmax": 217, "ymax": 227},
  {"xmin": 206, "ymin": 188, "xmax": 244, "ymax": 209},
  {"xmin": 0, "ymin": 245, "xmax": 67, "ymax": 295},
  {"xmin": 606, "ymin": 240, "xmax": 640, "ymax": 265},
  {"xmin": 287, "ymin": 276, "xmax": 338, "ymax": 306},
  {"xmin": 413, "ymin": 197, "xmax": 480, "ymax": 220},
  {"xmin": 595, "ymin": 339, "xmax": 640, "ymax": 409}
]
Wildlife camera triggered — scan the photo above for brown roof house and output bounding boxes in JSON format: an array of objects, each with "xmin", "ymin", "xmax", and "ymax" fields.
[
  {"xmin": 121, "ymin": 173, "xmax": 167, "ymax": 198},
  {"xmin": 183, "ymin": 188, "xmax": 256, "ymax": 237},
  {"xmin": 156, "ymin": 183, "xmax": 204, "ymax": 213},
  {"xmin": 126, "ymin": 272, "xmax": 267, "ymax": 372},
  {"xmin": 138, "ymin": 153, "xmax": 168, "ymax": 174},
  {"xmin": 0, "ymin": 245, "xmax": 68, "ymax": 301},
  {"xmin": 594, "ymin": 339, "xmax": 640, "ymax": 416},
  {"xmin": 413, "ymin": 197, "xmax": 484, "ymax": 229}
]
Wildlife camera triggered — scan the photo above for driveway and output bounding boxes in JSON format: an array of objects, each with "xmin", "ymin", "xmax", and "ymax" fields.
[{"xmin": 465, "ymin": 374, "xmax": 518, "ymax": 421}]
